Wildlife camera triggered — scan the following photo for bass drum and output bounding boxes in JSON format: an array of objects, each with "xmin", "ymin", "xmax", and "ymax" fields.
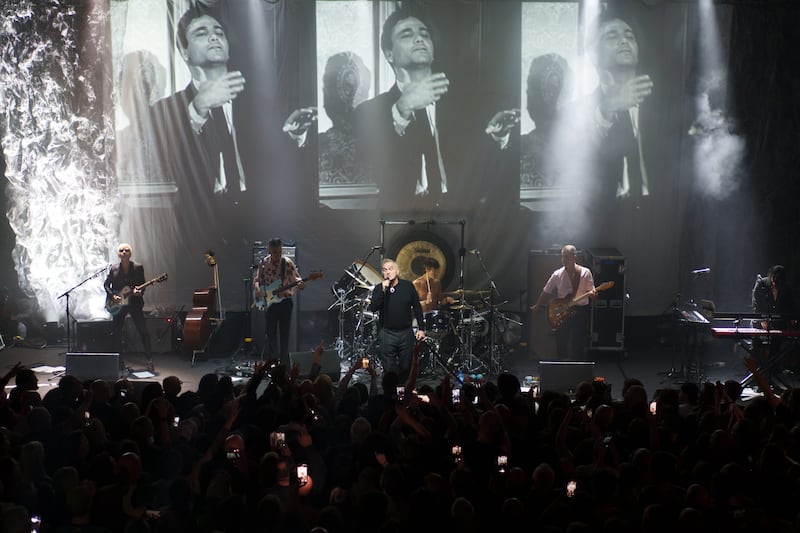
[{"xmin": 423, "ymin": 310, "xmax": 451, "ymax": 336}]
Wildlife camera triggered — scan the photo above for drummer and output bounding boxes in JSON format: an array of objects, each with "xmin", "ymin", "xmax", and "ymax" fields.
[{"xmin": 413, "ymin": 257, "xmax": 455, "ymax": 313}]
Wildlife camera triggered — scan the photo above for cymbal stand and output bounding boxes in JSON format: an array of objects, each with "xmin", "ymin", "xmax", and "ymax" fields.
[
  {"xmin": 328, "ymin": 286, "xmax": 354, "ymax": 363},
  {"xmin": 471, "ymin": 249, "xmax": 504, "ymax": 374}
]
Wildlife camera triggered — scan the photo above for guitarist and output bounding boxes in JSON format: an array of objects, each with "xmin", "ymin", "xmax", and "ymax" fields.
[
  {"xmin": 104, "ymin": 243, "xmax": 154, "ymax": 373},
  {"xmin": 254, "ymin": 238, "xmax": 304, "ymax": 363},
  {"xmin": 532, "ymin": 245, "xmax": 596, "ymax": 360}
]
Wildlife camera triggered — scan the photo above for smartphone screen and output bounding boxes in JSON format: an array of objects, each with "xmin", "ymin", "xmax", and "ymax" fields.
[
  {"xmin": 361, "ymin": 357, "xmax": 369, "ymax": 369},
  {"xmin": 396, "ymin": 386, "xmax": 405, "ymax": 402},
  {"xmin": 451, "ymin": 389, "xmax": 461, "ymax": 403},
  {"xmin": 172, "ymin": 416, "xmax": 180, "ymax": 428},
  {"xmin": 649, "ymin": 401, "xmax": 657, "ymax": 415},
  {"xmin": 497, "ymin": 454, "xmax": 508, "ymax": 473},
  {"xmin": 566, "ymin": 480, "xmax": 577, "ymax": 497},
  {"xmin": 297, "ymin": 464, "xmax": 308, "ymax": 485},
  {"xmin": 226, "ymin": 449, "xmax": 240, "ymax": 461}
]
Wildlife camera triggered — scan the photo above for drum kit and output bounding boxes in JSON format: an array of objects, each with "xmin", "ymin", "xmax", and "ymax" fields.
[{"xmin": 330, "ymin": 260, "xmax": 522, "ymax": 377}]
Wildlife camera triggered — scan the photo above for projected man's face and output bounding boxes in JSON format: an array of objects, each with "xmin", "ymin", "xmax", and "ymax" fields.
[
  {"xmin": 182, "ymin": 15, "xmax": 230, "ymax": 69},
  {"xmin": 596, "ymin": 19, "xmax": 639, "ymax": 71},
  {"xmin": 385, "ymin": 17, "xmax": 434, "ymax": 70}
]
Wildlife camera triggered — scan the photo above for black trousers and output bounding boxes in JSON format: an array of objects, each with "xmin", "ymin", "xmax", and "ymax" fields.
[
  {"xmin": 112, "ymin": 304, "xmax": 152, "ymax": 359},
  {"xmin": 380, "ymin": 326, "xmax": 414, "ymax": 381},
  {"xmin": 265, "ymin": 299, "xmax": 293, "ymax": 363},
  {"xmin": 555, "ymin": 305, "xmax": 590, "ymax": 360}
]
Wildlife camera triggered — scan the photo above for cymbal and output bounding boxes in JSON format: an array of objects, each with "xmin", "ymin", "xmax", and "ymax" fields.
[
  {"xmin": 443, "ymin": 289, "xmax": 490, "ymax": 297},
  {"xmin": 448, "ymin": 303, "xmax": 474, "ymax": 310}
]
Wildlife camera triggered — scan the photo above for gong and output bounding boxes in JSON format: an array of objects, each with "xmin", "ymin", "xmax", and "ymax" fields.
[{"xmin": 387, "ymin": 231, "xmax": 456, "ymax": 288}]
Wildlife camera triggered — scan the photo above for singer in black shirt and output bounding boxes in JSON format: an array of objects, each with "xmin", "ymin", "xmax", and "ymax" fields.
[{"xmin": 369, "ymin": 258, "xmax": 425, "ymax": 380}]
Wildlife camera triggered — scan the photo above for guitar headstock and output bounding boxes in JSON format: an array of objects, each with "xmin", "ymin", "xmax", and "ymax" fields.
[
  {"xmin": 597, "ymin": 281, "xmax": 615, "ymax": 291},
  {"xmin": 308, "ymin": 271, "xmax": 324, "ymax": 281},
  {"xmin": 155, "ymin": 273, "xmax": 168, "ymax": 283}
]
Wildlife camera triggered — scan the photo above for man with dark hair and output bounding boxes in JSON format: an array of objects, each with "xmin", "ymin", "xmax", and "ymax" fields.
[
  {"xmin": 254, "ymin": 238, "xmax": 304, "ymax": 363},
  {"xmin": 153, "ymin": 8, "xmax": 247, "ymax": 203},
  {"xmin": 752, "ymin": 264, "xmax": 796, "ymax": 330},
  {"xmin": 412, "ymin": 257, "xmax": 453, "ymax": 314},
  {"xmin": 355, "ymin": 7, "xmax": 451, "ymax": 212},
  {"xmin": 588, "ymin": 12, "xmax": 653, "ymax": 201}
]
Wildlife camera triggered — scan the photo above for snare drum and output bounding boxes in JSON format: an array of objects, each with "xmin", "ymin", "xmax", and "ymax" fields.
[{"xmin": 423, "ymin": 310, "xmax": 450, "ymax": 335}]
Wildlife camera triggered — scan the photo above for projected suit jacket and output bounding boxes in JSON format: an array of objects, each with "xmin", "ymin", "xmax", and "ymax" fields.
[
  {"xmin": 355, "ymin": 84, "xmax": 456, "ymax": 213},
  {"xmin": 151, "ymin": 82, "xmax": 246, "ymax": 208}
]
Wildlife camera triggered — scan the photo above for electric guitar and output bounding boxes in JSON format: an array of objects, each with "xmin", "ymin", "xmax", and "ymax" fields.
[
  {"xmin": 253, "ymin": 271, "xmax": 323, "ymax": 311},
  {"xmin": 105, "ymin": 273, "xmax": 168, "ymax": 315},
  {"xmin": 545, "ymin": 281, "xmax": 615, "ymax": 330}
]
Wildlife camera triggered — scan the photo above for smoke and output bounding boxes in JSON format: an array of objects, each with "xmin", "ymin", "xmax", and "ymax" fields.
[{"xmin": 689, "ymin": 90, "xmax": 744, "ymax": 200}]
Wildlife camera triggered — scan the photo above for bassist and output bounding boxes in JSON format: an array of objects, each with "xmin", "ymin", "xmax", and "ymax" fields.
[
  {"xmin": 532, "ymin": 245, "xmax": 596, "ymax": 360},
  {"xmin": 254, "ymin": 238, "xmax": 304, "ymax": 363},
  {"xmin": 104, "ymin": 243, "xmax": 154, "ymax": 373}
]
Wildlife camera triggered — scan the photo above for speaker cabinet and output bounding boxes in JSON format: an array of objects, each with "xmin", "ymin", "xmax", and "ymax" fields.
[
  {"xmin": 290, "ymin": 350, "xmax": 341, "ymax": 381},
  {"xmin": 586, "ymin": 248, "xmax": 626, "ymax": 351},
  {"xmin": 539, "ymin": 360, "xmax": 595, "ymax": 395},
  {"xmin": 527, "ymin": 249, "xmax": 585, "ymax": 358},
  {"xmin": 75, "ymin": 321, "xmax": 114, "ymax": 353},
  {"xmin": 66, "ymin": 352, "xmax": 120, "ymax": 381}
]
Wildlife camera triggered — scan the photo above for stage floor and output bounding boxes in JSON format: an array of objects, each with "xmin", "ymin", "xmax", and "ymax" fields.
[{"xmin": 3, "ymin": 333, "xmax": 798, "ymax": 402}]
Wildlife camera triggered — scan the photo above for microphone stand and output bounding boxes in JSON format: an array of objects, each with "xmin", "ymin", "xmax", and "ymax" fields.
[{"xmin": 57, "ymin": 264, "xmax": 111, "ymax": 354}]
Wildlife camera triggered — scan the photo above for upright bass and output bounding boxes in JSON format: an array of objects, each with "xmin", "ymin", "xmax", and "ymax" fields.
[{"xmin": 184, "ymin": 251, "xmax": 222, "ymax": 362}]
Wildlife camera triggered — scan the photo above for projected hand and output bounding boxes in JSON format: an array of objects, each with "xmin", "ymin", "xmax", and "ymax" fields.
[
  {"xmin": 395, "ymin": 69, "xmax": 449, "ymax": 119},
  {"xmin": 283, "ymin": 107, "xmax": 318, "ymax": 135},
  {"xmin": 193, "ymin": 71, "xmax": 247, "ymax": 116},
  {"xmin": 485, "ymin": 109, "xmax": 520, "ymax": 137},
  {"xmin": 600, "ymin": 74, "xmax": 653, "ymax": 118}
]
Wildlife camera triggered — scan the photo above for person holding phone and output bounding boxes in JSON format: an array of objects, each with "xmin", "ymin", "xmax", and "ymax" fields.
[{"xmin": 369, "ymin": 259, "xmax": 425, "ymax": 380}]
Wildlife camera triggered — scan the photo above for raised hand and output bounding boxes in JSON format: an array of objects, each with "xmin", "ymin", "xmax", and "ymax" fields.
[
  {"xmin": 485, "ymin": 109, "xmax": 521, "ymax": 137},
  {"xmin": 193, "ymin": 70, "xmax": 247, "ymax": 115},
  {"xmin": 599, "ymin": 74, "xmax": 653, "ymax": 118},
  {"xmin": 282, "ymin": 107, "xmax": 317, "ymax": 134},
  {"xmin": 395, "ymin": 69, "xmax": 449, "ymax": 118}
]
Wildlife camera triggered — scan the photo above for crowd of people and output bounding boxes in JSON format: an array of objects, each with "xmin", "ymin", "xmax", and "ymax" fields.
[{"xmin": 0, "ymin": 344, "xmax": 799, "ymax": 533}]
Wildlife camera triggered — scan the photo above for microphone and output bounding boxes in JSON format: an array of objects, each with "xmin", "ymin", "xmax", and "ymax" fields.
[
  {"xmin": 691, "ymin": 267, "xmax": 711, "ymax": 275},
  {"xmin": 371, "ymin": 245, "xmax": 382, "ymax": 250},
  {"xmin": 384, "ymin": 275, "xmax": 390, "ymax": 293},
  {"xmin": 469, "ymin": 249, "xmax": 480, "ymax": 255}
]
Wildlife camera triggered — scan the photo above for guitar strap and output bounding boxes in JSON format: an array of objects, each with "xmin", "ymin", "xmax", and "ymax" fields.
[
  {"xmin": 280, "ymin": 258, "xmax": 286, "ymax": 283},
  {"xmin": 570, "ymin": 267, "xmax": 580, "ymax": 298}
]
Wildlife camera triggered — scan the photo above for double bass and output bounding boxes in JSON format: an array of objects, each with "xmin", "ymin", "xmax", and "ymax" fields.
[{"xmin": 184, "ymin": 251, "xmax": 221, "ymax": 364}]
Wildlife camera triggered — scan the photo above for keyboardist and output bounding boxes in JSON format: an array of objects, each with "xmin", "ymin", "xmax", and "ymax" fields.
[{"xmin": 752, "ymin": 265, "xmax": 796, "ymax": 330}]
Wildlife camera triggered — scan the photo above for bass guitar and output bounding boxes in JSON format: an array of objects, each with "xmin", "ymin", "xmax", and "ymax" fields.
[
  {"xmin": 253, "ymin": 271, "xmax": 323, "ymax": 311},
  {"xmin": 546, "ymin": 281, "xmax": 615, "ymax": 330},
  {"xmin": 106, "ymin": 273, "xmax": 168, "ymax": 315}
]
